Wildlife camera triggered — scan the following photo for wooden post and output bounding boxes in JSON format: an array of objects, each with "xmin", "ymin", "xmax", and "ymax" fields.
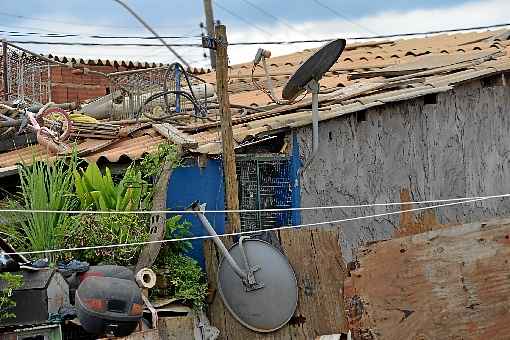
[
  {"xmin": 2, "ymin": 40, "xmax": 8, "ymax": 101},
  {"xmin": 203, "ymin": 0, "xmax": 216, "ymax": 69},
  {"xmin": 215, "ymin": 24, "xmax": 241, "ymax": 234}
]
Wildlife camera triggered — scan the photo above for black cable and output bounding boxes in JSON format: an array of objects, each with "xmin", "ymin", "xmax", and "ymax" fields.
[
  {"xmin": 8, "ymin": 40, "xmax": 202, "ymax": 47},
  {"xmin": 137, "ymin": 90, "xmax": 207, "ymax": 121},
  {"xmin": 238, "ymin": 0, "xmax": 311, "ymax": 38},
  {"xmin": 0, "ymin": 11, "xmax": 188, "ymax": 30},
  {"xmin": 311, "ymin": 0, "xmax": 378, "ymax": 35},
  {"xmin": 7, "ymin": 21, "xmax": 510, "ymax": 48},
  {"xmin": 214, "ymin": 1, "xmax": 273, "ymax": 37}
]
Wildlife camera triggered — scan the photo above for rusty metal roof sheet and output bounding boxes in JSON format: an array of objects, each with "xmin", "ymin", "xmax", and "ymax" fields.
[
  {"xmin": 344, "ymin": 217, "xmax": 510, "ymax": 339},
  {"xmin": 0, "ymin": 128, "xmax": 164, "ymax": 172}
]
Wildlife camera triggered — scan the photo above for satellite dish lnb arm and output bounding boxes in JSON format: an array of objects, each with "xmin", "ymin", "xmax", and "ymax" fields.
[{"xmin": 192, "ymin": 202, "xmax": 247, "ymax": 280}]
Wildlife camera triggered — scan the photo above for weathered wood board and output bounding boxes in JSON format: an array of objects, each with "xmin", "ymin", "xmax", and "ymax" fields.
[
  {"xmin": 204, "ymin": 228, "xmax": 347, "ymax": 340},
  {"xmin": 344, "ymin": 218, "xmax": 510, "ymax": 339}
]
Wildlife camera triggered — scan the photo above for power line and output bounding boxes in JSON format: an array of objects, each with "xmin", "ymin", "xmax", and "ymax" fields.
[
  {"xmin": 6, "ymin": 21, "xmax": 510, "ymax": 48},
  {"xmin": 0, "ymin": 29, "xmax": 201, "ymax": 40},
  {"xmin": 312, "ymin": 0, "xmax": 378, "ymax": 35},
  {"xmin": 0, "ymin": 10, "xmax": 191, "ymax": 30},
  {"xmin": 214, "ymin": 1, "xmax": 273, "ymax": 37},
  {"xmin": 112, "ymin": 0, "xmax": 190, "ymax": 68},
  {"xmin": 2, "ymin": 193, "xmax": 508, "ymax": 215},
  {"xmin": 8, "ymin": 40, "xmax": 202, "ymax": 47},
  {"xmin": 238, "ymin": 0, "xmax": 312, "ymax": 38},
  {"xmin": 3, "ymin": 195, "xmax": 502, "ymax": 256}
]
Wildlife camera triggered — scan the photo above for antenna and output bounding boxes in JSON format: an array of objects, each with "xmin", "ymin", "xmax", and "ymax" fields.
[
  {"xmin": 283, "ymin": 38, "xmax": 346, "ymax": 154},
  {"xmin": 193, "ymin": 203, "xmax": 298, "ymax": 333}
]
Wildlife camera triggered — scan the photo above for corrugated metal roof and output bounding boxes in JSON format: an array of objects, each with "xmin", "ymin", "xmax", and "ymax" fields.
[
  {"xmin": 344, "ymin": 217, "xmax": 510, "ymax": 339},
  {"xmin": 1, "ymin": 29, "xmax": 510, "ymax": 172}
]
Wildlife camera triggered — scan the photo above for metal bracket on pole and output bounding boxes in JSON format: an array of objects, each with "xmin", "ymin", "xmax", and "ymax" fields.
[
  {"xmin": 192, "ymin": 202, "xmax": 246, "ymax": 280},
  {"xmin": 192, "ymin": 202, "xmax": 263, "ymax": 291}
]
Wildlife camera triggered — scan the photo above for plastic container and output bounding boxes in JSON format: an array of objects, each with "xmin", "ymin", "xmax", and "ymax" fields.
[
  {"xmin": 78, "ymin": 265, "xmax": 134, "ymax": 283},
  {"xmin": 75, "ymin": 276, "xmax": 143, "ymax": 337}
]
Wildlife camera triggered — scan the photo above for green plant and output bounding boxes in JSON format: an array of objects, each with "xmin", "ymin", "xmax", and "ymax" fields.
[
  {"xmin": 0, "ymin": 272, "xmax": 23, "ymax": 320},
  {"xmin": 62, "ymin": 213, "xmax": 150, "ymax": 266},
  {"xmin": 138, "ymin": 142, "xmax": 179, "ymax": 181},
  {"xmin": 74, "ymin": 163, "xmax": 149, "ymax": 211},
  {"xmin": 152, "ymin": 254, "xmax": 207, "ymax": 310},
  {"xmin": 1, "ymin": 157, "xmax": 77, "ymax": 257}
]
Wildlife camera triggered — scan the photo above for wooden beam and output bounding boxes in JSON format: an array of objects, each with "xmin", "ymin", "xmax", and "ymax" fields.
[
  {"xmin": 216, "ymin": 24, "xmax": 241, "ymax": 234},
  {"xmin": 152, "ymin": 123, "xmax": 198, "ymax": 149}
]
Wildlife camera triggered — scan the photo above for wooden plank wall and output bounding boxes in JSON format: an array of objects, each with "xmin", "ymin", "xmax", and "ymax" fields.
[
  {"xmin": 204, "ymin": 228, "xmax": 347, "ymax": 340},
  {"xmin": 344, "ymin": 218, "xmax": 510, "ymax": 339}
]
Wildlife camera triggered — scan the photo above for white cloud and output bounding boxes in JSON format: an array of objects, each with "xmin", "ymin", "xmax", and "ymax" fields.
[{"xmin": 6, "ymin": 0, "xmax": 510, "ymax": 68}]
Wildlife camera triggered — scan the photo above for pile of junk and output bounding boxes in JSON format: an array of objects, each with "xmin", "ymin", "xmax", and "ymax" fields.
[
  {"xmin": 0, "ymin": 50, "xmax": 216, "ymax": 157},
  {"xmin": 0, "ymin": 240, "xmax": 219, "ymax": 340}
]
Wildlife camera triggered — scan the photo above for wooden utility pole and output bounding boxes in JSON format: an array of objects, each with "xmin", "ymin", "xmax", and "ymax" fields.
[
  {"xmin": 203, "ymin": 0, "xmax": 217, "ymax": 69},
  {"xmin": 215, "ymin": 24, "xmax": 241, "ymax": 234}
]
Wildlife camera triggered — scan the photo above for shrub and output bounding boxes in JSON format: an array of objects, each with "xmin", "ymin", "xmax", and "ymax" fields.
[
  {"xmin": 62, "ymin": 213, "xmax": 150, "ymax": 266},
  {"xmin": 0, "ymin": 273, "xmax": 23, "ymax": 320}
]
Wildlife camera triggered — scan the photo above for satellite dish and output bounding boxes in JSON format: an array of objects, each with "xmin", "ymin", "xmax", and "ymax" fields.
[
  {"xmin": 282, "ymin": 39, "xmax": 346, "ymax": 101},
  {"xmin": 217, "ymin": 239, "xmax": 297, "ymax": 332},
  {"xmin": 192, "ymin": 203, "xmax": 298, "ymax": 333},
  {"xmin": 282, "ymin": 38, "xmax": 346, "ymax": 156}
]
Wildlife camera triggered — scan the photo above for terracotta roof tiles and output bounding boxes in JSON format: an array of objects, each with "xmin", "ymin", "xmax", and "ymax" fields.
[{"xmin": 2, "ymin": 28, "xmax": 510, "ymax": 172}]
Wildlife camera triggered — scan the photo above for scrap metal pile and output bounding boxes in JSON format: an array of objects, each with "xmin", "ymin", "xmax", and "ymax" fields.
[{"xmin": 0, "ymin": 42, "xmax": 221, "ymax": 157}]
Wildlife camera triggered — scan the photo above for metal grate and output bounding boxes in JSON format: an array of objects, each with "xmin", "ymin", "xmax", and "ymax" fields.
[
  {"xmin": 107, "ymin": 64, "xmax": 211, "ymax": 121},
  {"xmin": 1, "ymin": 43, "xmax": 51, "ymax": 104},
  {"xmin": 236, "ymin": 154, "xmax": 293, "ymax": 232}
]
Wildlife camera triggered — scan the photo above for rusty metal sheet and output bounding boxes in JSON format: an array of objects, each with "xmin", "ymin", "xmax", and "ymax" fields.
[{"xmin": 344, "ymin": 217, "xmax": 510, "ymax": 340}]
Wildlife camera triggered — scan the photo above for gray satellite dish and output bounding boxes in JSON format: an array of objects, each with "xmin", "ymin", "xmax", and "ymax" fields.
[
  {"xmin": 282, "ymin": 39, "xmax": 346, "ymax": 101},
  {"xmin": 282, "ymin": 39, "xmax": 346, "ymax": 154},
  {"xmin": 192, "ymin": 203, "xmax": 297, "ymax": 333}
]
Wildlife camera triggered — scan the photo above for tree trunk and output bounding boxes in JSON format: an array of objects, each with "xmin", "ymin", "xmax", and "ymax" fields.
[{"xmin": 135, "ymin": 160, "xmax": 173, "ymax": 271}]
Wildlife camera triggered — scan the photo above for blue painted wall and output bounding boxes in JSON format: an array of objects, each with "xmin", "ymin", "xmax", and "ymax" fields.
[
  {"xmin": 166, "ymin": 158, "xmax": 225, "ymax": 269},
  {"xmin": 166, "ymin": 133, "xmax": 301, "ymax": 269}
]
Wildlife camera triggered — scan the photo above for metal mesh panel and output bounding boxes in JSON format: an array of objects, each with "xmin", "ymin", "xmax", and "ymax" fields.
[
  {"xmin": 107, "ymin": 66, "xmax": 211, "ymax": 121},
  {"xmin": 1, "ymin": 44, "xmax": 51, "ymax": 104},
  {"xmin": 237, "ymin": 155, "xmax": 293, "ymax": 232}
]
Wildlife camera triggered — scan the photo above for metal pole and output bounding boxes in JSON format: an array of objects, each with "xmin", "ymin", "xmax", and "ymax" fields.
[
  {"xmin": 310, "ymin": 79, "xmax": 319, "ymax": 153},
  {"xmin": 203, "ymin": 0, "xmax": 217, "ymax": 69},
  {"xmin": 193, "ymin": 204, "xmax": 246, "ymax": 280},
  {"xmin": 2, "ymin": 40, "xmax": 8, "ymax": 101},
  {"xmin": 112, "ymin": 0, "xmax": 190, "ymax": 69}
]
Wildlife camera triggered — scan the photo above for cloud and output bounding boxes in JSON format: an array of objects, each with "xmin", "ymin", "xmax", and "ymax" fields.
[{"xmin": 6, "ymin": 0, "xmax": 510, "ymax": 68}]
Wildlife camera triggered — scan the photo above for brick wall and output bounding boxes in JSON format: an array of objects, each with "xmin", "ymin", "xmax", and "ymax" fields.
[{"xmin": 49, "ymin": 64, "xmax": 131, "ymax": 104}]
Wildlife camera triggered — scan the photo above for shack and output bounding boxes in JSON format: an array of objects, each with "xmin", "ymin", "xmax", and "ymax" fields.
[{"xmin": 1, "ymin": 28, "xmax": 510, "ymax": 339}]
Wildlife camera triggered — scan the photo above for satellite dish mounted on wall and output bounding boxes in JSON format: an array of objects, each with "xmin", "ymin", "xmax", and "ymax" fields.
[
  {"xmin": 283, "ymin": 39, "xmax": 346, "ymax": 153},
  {"xmin": 192, "ymin": 202, "xmax": 297, "ymax": 333}
]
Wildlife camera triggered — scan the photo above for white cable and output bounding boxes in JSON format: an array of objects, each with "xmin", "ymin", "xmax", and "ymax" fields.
[
  {"xmin": 4, "ymin": 196, "xmax": 495, "ymax": 256},
  {"xmin": 0, "ymin": 193, "xmax": 509, "ymax": 215}
]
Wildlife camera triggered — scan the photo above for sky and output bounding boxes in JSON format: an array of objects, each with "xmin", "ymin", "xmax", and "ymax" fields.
[{"xmin": 0, "ymin": 0, "xmax": 509, "ymax": 68}]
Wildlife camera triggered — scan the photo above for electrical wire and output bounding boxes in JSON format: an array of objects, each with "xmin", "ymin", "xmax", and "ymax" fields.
[
  {"xmin": 0, "ymin": 29, "xmax": 201, "ymax": 40},
  {"xmin": 214, "ymin": 1, "xmax": 273, "ymax": 37},
  {"xmin": 1, "ymin": 193, "xmax": 509, "ymax": 215},
  {"xmin": 0, "ymin": 10, "xmax": 190, "ymax": 30},
  {"xmin": 238, "ymin": 0, "xmax": 313, "ymax": 38},
  {"xmin": 311, "ymin": 0, "xmax": 378, "ymax": 35},
  {"xmin": 8, "ymin": 40, "xmax": 202, "ymax": 47},
  {"xmin": 7, "ymin": 20, "xmax": 510, "ymax": 48},
  {"xmin": 112, "ymin": 0, "xmax": 190, "ymax": 68},
  {"xmin": 3, "ymin": 195, "xmax": 501, "ymax": 256}
]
